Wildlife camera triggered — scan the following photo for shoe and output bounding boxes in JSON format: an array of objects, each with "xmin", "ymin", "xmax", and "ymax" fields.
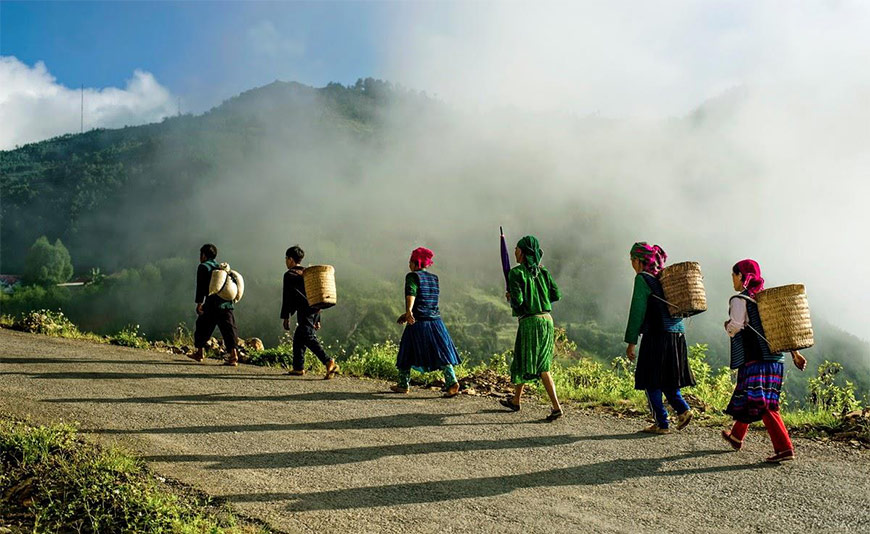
[
  {"xmin": 641, "ymin": 424, "xmax": 670, "ymax": 434},
  {"xmin": 765, "ymin": 449, "xmax": 795, "ymax": 464},
  {"xmin": 545, "ymin": 408, "xmax": 563, "ymax": 422},
  {"xmin": 721, "ymin": 430, "xmax": 743, "ymax": 451},
  {"xmin": 390, "ymin": 385, "xmax": 409, "ymax": 394},
  {"xmin": 324, "ymin": 361, "xmax": 339, "ymax": 380},
  {"xmin": 499, "ymin": 398, "xmax": 521, "ymax": 412},
  {"xmin": 286, "ymin": 369, "xmax": 306, "ymax": 376},
  {"xmin": 223, "ymin": 359, "xmax": 238, "ymax": 367},
  {"xmin": 443, "ymin": 383, "xmax": 460, "ymax": 398},
  {"xmin": 676, "ymin": 410, "xmax": 694, "ymax": 430},
  {"xmin": 186, "ymin": 353, "xmax": 204, "ymax": 363}
]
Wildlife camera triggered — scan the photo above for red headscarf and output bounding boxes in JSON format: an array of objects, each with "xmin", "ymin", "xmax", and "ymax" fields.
[
  {"xmin": 734, "ymin": 259, "xmax": 765, "ymax": 298},
  {"xmin": 410, "ymin": 247, "xmax": 434, "ymax": 269}
]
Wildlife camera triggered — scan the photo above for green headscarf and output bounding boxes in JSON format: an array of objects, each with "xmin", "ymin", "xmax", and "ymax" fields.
[{"xmin": 517, "ymin": 235, "xmax": 543, "ymax": 277}]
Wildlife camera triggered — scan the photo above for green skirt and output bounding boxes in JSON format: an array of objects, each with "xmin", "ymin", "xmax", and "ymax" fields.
[{"xmin": 510, "ymin": 314, "xmax": 555, "ymax": 384}]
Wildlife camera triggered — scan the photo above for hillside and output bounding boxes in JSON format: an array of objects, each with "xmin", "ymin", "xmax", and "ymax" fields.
[{"xmin": 1, "ymin": 78, "xmax": 868, "ymax": 401}]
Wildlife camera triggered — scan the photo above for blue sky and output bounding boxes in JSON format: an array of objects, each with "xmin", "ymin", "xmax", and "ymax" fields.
[{"xmin": 2, "ymin": 1, "xmax": 387, "ymax": 110}]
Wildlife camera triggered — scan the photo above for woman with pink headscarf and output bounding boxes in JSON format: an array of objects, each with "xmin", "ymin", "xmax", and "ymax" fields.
[
  {"xmin": 391, "ymin": 247, "xmax": 462, "ymax": 397},
  {"xmin": 722, "ymin": 259, "xmax": 807, "ymax": 463},
  {"xmin": 624, "ymin": 242, "xmax": 696, "ymax": 434}
]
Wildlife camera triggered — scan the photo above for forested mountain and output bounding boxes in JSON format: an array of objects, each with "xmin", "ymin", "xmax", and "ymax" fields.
[{"xmin": 2, "ymin": 78, "xmax": 867, "ymax": 401}]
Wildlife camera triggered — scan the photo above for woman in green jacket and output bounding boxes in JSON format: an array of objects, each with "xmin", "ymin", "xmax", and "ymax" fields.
[{"xmin": 499, "ymin": 235, "xmax": 563, "ymax": 421}]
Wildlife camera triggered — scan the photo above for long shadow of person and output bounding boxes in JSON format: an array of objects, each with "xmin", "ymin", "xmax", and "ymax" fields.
[{"xmin": 220, "ymin": 450, "xmax": 761, "ymax": 511}]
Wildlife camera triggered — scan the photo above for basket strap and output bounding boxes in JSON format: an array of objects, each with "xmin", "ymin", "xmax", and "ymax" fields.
[
  {"xmin": 743, "ymin": 321, "xmax": 775, "ymax": 353},
  {"xmin": 650, "ymin": 293, "xmax": 679, "ymax": 309}
]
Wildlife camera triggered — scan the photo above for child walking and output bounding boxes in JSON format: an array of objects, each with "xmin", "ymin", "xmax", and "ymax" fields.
[
  {"xmin": 281, "ymin": 245, "xmax": 338, "ymax": 379},
  {"xmin": 624, "ymin": 242, "xmax": 695, "ymax": 433},
  {"xmin": 392, "ymin": 247, "xmax": 462, "ymax": 397},
  {"xmin": 499, "ymin": 235, "xmax": 563, "ymax": 421},
  {"xmin": 190, "ymin": 244, "xmax": 240, "ymax": 366},
  {"xmin": 722, "ymin": 259, "xmax": 807, "ymax": 463}
]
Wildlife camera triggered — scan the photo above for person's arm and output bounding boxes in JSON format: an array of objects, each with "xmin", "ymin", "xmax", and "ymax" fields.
[
  {"xmin": 195, "ymin": 264, "xmax": 209, "ymax": 314},
  {"xmin": 624, "ymin": 275, "xmax": 651, "ymax": 345},
  {"xmin": 547, "ymin": 271, "xmax": 562, "ymax": 303},
  {"xmin": 403, "ymin": 273, "xmax": 418, "ymax": 325},
  {"xmin": 508, "ymin": 268, "xmax": 525, "ymax": 310},
  {"xmin": 280, "ymin": 271, "xmax": 294, "ymax": 329},
  {"xmin": 725, "ymin": 297, "xmax": 748, "ymax": 337},
  {"xmin": 790, "ymin": 350, "xmax": 807, "ymax": 371}
]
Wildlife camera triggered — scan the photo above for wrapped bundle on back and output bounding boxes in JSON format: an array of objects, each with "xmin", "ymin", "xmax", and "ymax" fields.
[
  {"xmin": 756, "ymin": 284, "xmax": 814, "ymax": 353},
  {"xmin": 659, "ymin": 261, "xmax": 707, "ymax": 317},
  {"xmin": 208, "ymin": 263, "xmax": 245, "ymax": 303},
  {"xmin": 303, "ymin": 265, "xmax": 337, "ymax": 310}
]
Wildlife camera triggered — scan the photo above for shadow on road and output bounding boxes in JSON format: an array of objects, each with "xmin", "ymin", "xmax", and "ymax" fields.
[
  {"xmin": 84, "ymin": 412, "xmax": 520, "ymax": 434},
  {"xmin": 49, "ymin": 390, "xmax": 432, "ymax": 405},
  {"xmin": 219, "ymin": 450, "xmax": 759, "ymax": 511},
  {"xmin": 142, "ymin": 434, "xmax": 588, "ymax": 469}
]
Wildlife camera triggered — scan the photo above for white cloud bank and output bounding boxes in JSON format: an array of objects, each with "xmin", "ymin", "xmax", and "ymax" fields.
[{"xmin": 0, "ymin": 56, "xmax": 176, "ymax": 149}]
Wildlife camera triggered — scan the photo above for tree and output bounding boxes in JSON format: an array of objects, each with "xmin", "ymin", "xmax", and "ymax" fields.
[{"xmin": 23, "ymin": 236, "xmax": 73, "ymax": 286}]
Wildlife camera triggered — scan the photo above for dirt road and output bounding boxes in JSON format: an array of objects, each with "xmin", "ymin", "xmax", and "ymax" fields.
[{"xmin": 1, "ymin": 329, "xmax": 867, "ymax": 533}]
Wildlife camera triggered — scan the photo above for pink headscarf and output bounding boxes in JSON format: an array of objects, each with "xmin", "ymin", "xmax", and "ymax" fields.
[
  {"xmin": 410, "ymin": 247, "xmax": 434, "ymax": 269},
  {"xmin": 734, "ymin": 259, "xmax": 765, "ymax": 298},
  {"xmin": 630, "ymin": 242, "xmax": 667, "ymax": 276}
]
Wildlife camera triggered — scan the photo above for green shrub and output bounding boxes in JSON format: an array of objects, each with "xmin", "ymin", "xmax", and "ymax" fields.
[
  {"xmin": 0, "ymin": 418, "xmax": 262, "ymax": 533},
  {"xmin": 109, "ymin": 324, "xmax": 149, "ymax": 349},
  {"xmin": 808, "ymin": 361, "xmax": 861, "ymax": 413}
]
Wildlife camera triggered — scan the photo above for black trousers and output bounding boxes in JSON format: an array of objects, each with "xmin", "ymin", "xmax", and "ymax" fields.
[
  {"xmin": 194, "ymin": 306, "xmax": 238, "ymax": 350},
  {"xmin": 292, "ymin": 324, "xmax": 331, "ymax": 370}
]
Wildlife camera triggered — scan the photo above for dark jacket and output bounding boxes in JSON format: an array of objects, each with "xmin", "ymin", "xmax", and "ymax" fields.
[{"xmin": 281, "ymin": 266, "xmax": 320, "ymax": 327}]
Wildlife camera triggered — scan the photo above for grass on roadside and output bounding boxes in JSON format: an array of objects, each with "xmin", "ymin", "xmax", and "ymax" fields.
[
  {"xmin": 0, "ymin": 416, "xmax": 268, "ymax": 534},
  {"xmin": 2, "ymin": 310, "xmax": 867, "ymax": 442}
]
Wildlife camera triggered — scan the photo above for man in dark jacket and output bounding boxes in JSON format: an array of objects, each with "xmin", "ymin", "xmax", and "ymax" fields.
[
  {"xmin": 282, "ymin": 245, "xmax": 337, "ymax": 378},
  {"xmin": 191, "ymin": 243, "xmax": 240, "ymax": 366}
]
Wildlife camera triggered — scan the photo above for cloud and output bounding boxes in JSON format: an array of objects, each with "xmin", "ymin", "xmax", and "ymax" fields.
[
  {"xmin": 382, "ymin": 1, "xmax": 870, "ymax": 117},
  {"xmin": 246, "ymin": 20, "xmax": 305, "ymax": 59},
  {"xmin": 0, "ymin": 56, "xmax": 176, "ymax": 149}
]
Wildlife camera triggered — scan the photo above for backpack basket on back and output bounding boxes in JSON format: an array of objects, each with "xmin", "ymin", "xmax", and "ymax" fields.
[
  {"xmin": 756, "ymin": 284, "xmax": 813, "ymax": 353},
  {"xmin": 208, "ymin": 263, "xmax": 245, "ymax": 303},
  {"xmin": 303, "ymin": 265, "xmax": 337, "ymax": 310},
  {"xmin": 659, "ymin": 261, "xmax": 707, "ymax": 317}
]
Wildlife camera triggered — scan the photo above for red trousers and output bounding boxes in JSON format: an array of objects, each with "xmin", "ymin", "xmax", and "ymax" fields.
[{"xmin": 730, "ymin": 410, "xmax": 793, "ymax": 453}]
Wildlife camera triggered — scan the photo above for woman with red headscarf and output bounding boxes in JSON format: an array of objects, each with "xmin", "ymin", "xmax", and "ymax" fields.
[
  {"xmin": 722, "ymin": 259, "xmax": 807, "ymax": 463},
  {"xmin": 391, "ymin": 247, "xmax": 462, "ymax": 397}
]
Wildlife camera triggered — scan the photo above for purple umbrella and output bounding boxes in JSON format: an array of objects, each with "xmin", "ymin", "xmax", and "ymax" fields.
[{"xmin": 500, "ymin": 226, "xmax": 511, "ymax": 290}]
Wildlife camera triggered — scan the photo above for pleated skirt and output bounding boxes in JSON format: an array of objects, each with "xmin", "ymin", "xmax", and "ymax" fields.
[
  {"xmin": 511, "ymin": 315, "xmax": 555, "ymax": 384},
  {"xmin": 725, "ymin": 361, "xmax": 784, "ymax": 423},
  {"xmin": 634, "ymin": 331, "xmax": 696, "ymax": 390},
  {"xmin": 396, "ymin": 318, "xmax": 462, "ymax": 372}
]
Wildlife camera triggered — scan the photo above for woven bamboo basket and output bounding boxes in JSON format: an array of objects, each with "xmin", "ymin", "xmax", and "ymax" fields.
[
  {"xmin": 756, "ymin": 284, "xmax": 814, "ymax": 353},
  {"xmin": 659, "ymin": 261, "xmax": 707, "ymax": 317},
  {"xmin": 303, "ymin": 265, "xmax": 337, "ymax": 310}
]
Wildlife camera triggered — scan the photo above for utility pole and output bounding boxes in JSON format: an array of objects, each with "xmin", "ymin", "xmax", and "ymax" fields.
[{"xmin": 80, "ymin": 84, "xmax": 84, "ymax": 133}]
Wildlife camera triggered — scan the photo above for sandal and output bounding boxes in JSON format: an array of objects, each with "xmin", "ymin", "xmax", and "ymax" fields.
[
  {"xmin": 545, "ymin": 408, "xmax": 563, "ymax": 422},
  {"xmin": 389, "ymin": 385, "xmax": 409, "ymax": 394},
  {"xmin": 443, "ymin": 383, "xmax": 460, "ymax": 398},
  {"xmin": 765, "ymin": 449, "xmax": 795, "ymax": 464},
  {"xmin": 324, "ymin": 361, "xmax": 339, "ymax": 380},
  {"xmin": 676, "ymin": 410, "xmax": 694, "ymax": 430},
  {"xmin": 499, "ymin": 398, "xmax": 521, "ymax": 412},
  {"xmin": 186, "ymin": 353, "xmax": 204, "ymax": 363},
  {"xmin": 286, "ymin": 369, "xmax": 306, "ymax": 376},
  {"xmin": 223, "ymin": 359, "xmax": 238, "ymax": 367},
  {"xmin": 721, "ymin": 430, "xmax": 743, "ymax": 451}
]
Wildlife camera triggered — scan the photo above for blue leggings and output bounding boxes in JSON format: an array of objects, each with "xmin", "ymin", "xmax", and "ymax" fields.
[{"xmin": 646, "ymin": 388, "xmax": 690, "ymax": 429}]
